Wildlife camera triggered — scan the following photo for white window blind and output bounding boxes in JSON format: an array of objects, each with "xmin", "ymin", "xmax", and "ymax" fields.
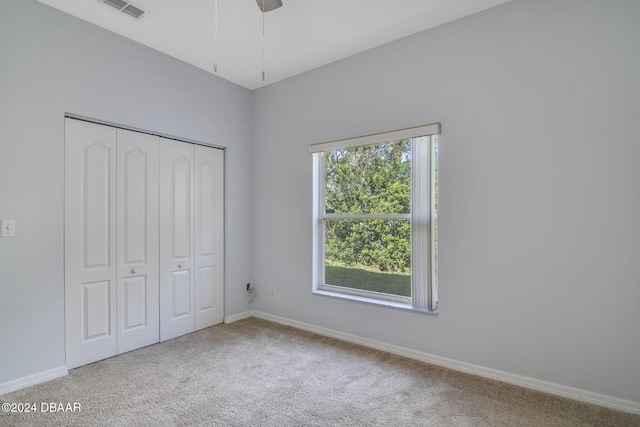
[{"xmin": 309, "ymin": 123, "xmax": 440, "ymax": 154}]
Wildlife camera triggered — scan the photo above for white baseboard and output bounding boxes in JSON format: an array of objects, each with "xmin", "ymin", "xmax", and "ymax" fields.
[
  {"xmin": 224, "ymin": 310, "xmax": 254, "ymax": 324},
  {"xmin": 252, "ymin": 311, "xmax": 640, "ymax": 415},
  {"xmin": 4, "ymin": 315, "xmax": 638, "ymax": 415},
  {"xmin": 0, "ymin": 366, "xmax": 68, "ymax": 396}
]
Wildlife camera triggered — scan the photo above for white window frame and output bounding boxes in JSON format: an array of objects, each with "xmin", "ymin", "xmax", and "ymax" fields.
[{"xmin": 311, "ymin": 123, "xmax": 440, "ymax": 312}]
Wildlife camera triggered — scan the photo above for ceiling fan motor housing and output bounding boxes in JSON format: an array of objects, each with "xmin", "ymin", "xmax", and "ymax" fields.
[{"xmin": 256, "ymin": 0, "xmax": 283, "ymax": 13}]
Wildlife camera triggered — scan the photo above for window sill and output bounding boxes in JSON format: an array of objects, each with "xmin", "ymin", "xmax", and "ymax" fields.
[{"xmin": 312, "ymin": 288, "xmax": 438, "ymax": 316}]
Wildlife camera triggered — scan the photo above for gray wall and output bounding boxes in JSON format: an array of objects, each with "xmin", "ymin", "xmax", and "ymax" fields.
[
  {"xmin": 250, "ymin": 0, "xmax": 640, "ymax": 403},
  {"xmin": 0, "ymin": 0, "xmax": 252, "ymax": 384}
]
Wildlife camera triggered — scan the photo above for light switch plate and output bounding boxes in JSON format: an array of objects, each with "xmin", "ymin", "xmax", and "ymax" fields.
[{"xmin": 1, "ymin": 220, "xmax": 15, "ymax": 237}]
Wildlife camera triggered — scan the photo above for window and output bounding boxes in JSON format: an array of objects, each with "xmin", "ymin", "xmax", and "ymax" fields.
[{"xmin": 311, "ymin": 124, "xmax": 439, "ymax": 312}]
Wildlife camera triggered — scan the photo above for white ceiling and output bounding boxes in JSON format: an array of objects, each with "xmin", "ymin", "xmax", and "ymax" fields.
[{"xmin": 37, "ymin": 0, "xmax": 510, "ymax": 90}]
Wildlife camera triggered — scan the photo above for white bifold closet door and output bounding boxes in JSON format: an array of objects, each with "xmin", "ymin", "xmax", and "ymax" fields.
[
  {"xmin": 159, "ymin": 140, "xmax": 224, "ymax": 341},
  {"xmin": 65, "ymin": 120, "xmax": 118, "ymax": 369},
  {"xmin": 65, "ymin": 118, "xmax": 224, "ymax": 369},
  {"xmin": 116, "ymin": 129, "xmax": 160, "ymax": 354},
  {"xmin": 193, "ymin": 145, "xmax": 224, "ymax": 331},
  {"xmin": 65, "ymin": 119, "xmax": 160, "ymax": 369},
  {"xmin": 159, "ymin": 139, "xmax": 195, "ymax": 341}
]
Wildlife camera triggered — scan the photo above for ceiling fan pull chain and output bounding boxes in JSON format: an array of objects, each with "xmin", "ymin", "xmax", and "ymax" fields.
[
  {"xmin": 262, "ymin": 0, "xmax": 265, "ymax": 81},
  {"xmin": 214, "ymin": 0, "xmax": 218, "ymax": 73}
]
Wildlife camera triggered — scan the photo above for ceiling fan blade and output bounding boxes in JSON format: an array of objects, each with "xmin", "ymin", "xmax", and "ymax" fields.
[{"xmin": 255, "ymin": 0, "xmax": 282, "ymax": 12}]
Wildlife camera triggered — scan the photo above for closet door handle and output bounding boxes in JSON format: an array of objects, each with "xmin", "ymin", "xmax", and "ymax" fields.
[
  {"xmin": 178, "ymin": 263, "xmax": 184, "ymax": 269},
  {"xmin": 131, "ymin": 268, "xmax": 138, "ymax": 274}
]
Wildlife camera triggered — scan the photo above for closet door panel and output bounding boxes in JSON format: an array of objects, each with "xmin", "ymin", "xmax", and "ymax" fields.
[
  {"xmin": 171, "ymin": 270, "xmax": 192, "ymax": 317},
  {"xmin": 122, "ymin": 276, "xmax": 147, "ymax": 329},
  {"xmin": 82, "ymin": 281, "xmax": 111, "ymax": 339},
  {"xmin": 65, "ymin": 119, "xmax": 117, "ymax": 369},
  {"xmin": 194, "ymin": 146, "xmax": 224, "ymax": 330},
  {"xmin": 160, "ymin": 139, "xmax": 195, "ymax": 341},
  {"xmin": 116, "ymin": 129, "xmax": 160, "ymax": 354}
]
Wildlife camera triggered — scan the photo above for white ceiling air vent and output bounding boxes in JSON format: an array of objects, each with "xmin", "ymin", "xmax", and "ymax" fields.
[{"xmin": 100, "ymin": 0, "xmax": 147, "ymax": 20}]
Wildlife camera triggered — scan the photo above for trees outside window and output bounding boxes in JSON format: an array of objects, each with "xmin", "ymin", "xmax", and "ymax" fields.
[
  {"xmin": 323, "ymin": 140, "xmax": 412, "ymax": 297},
  {"xmin": 311, "ymin": 124, "xmax": 439, "ymax": 311}
]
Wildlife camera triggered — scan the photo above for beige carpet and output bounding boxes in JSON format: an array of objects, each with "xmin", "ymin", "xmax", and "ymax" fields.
[{"xmin": 1, "ymin": 317, "xmax": 638, "ymax": 426}]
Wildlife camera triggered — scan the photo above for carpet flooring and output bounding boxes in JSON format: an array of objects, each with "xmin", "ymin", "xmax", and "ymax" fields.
[{"xmin": 1, "ymin": 317, "xmax": 639, "ymax": 426}]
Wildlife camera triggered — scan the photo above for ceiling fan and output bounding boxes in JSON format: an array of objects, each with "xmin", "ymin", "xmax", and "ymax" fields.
[{"xmin": 255, "ymin": 0, "xmax": 282, "ymax": 13}]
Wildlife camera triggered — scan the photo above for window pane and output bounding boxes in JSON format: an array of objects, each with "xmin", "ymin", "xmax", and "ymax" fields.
[
  {"xmin": 324, "ymin": 218, "xmax": 411, "ymax": 297},
  {"xmin": 323, "ymin": 140, "xmax": 411, "ymax": 215}
]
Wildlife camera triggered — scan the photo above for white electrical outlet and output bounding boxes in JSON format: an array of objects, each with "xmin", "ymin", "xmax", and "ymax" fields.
[
  {"xmin": 1, "ymin": 220, "xmax": 16, "ymax": 237},
  {"xmin": 271, "ymin": 285, "xmax": 275, "ymax": 295}
]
